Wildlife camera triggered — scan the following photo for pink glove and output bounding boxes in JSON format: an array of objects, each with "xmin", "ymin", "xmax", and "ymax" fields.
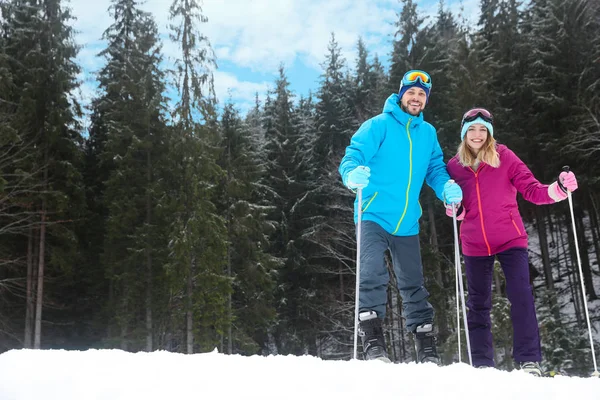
[
  {"xmin": 445, "ymin": 202, "xmax": 465, "ymax": 221},
  {"xmin": 559, "ymin": 171, "xmax": 578, "ymax": 192}
]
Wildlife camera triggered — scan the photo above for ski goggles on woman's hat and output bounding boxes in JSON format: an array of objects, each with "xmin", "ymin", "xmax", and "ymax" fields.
[
  {"xmin": 400, "ymin": 70, "xmax": 432, "ymax": 89},
  {"xmin": 461, "ymin": 108, "xmax": 493, "ymax": 126},
  {"xmin": 461, "ymin": 108, "xmax": 494, "ymax": 139}
]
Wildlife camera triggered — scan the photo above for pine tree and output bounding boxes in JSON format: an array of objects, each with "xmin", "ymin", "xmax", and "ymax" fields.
[
  {"xmin": 389, "ymin": 0, "xmax": 428, "ymax": 90},
  {"xmin": 261, "ymin": 66, "xmax": 318, "ymax": 354},
  {"xmin": 537, "ymin": 287, "xmax": 596, "ymax": 376},
  {"xmin": 414, "ymin": 2, "xmax": 465, "ymax": 352},
  {"xmin": 352, "ymin": 37, "xmax": 382, "ymax": 123},
  {"xmin": 0, "ymin": 0, "xmax": 41, "ymax": 350},
  {"xmin": 313, "ymin": 35, "xmax": 355, "ymax": 170},
  {"xmin": 475, "ymin": 0, "xmax": 526, "ymax": 151},
  {"xmin": 87, "ymin": 0, "xmax": 170, "ymax": 351},
  {"xmin": 1, "ymin": 0, "xmax": 86, "ymax": 349},
  {"xmin": 306, "ymin": 34, "xmax": 358, "ymax": 358},
  {"xmin": 368, "ymin": 55, "xmax": 389, "ymax": 118},
  {"xmin": 166, "ymin": 0, "xmax": 228, "ymax": 353},
  {"xmin": 522, "ymin": 0, "xmax": 598, "ymax": 300},
  {"xmin": 245, "ymin": 94, "xmax": 267, "ymax": 157},
  {"xmin": 426, "ymin": 1, "xmax": 463, "ymax": 143},
  {"xmin": 556, "ymin": 0, "xmax": 600, "ymax": 175},
  {"xmin": 217, "ymin": 100, "xmax": 277, "ymax": 354}
]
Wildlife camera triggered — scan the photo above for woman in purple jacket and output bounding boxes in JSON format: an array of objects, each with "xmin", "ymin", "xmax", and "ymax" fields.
[{"xmin": 446, "ymin": 108, "xmax": 578, "ymax": 376}]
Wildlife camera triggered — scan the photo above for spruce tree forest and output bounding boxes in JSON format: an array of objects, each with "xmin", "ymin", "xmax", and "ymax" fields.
[{"xmin": 0, "ymin": 0, "xmax": 599, "ymax": 376}]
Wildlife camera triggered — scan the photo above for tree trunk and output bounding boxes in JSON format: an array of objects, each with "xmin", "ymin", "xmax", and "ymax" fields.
[
  {"xmin": 186, "ymin": 254, "xmax": 195, "ymax": 354},
  {"xmin": 107, "ymin": 279, "xmax": 114, "ymax": 339},
  {"xmin": 492, "ymin": 266, "xmax": 501, "ymax": 367},
  {"xmin": 145, "ymin": 149, "xmax": 153, "ymax": 352},
  {"xmin": 120, "ymin": 309, "xmax": 128, "ymax": 351},
  {"xmin": 227, "ymin": 229, "xmax": 232, "ymax": 355},
  {"xmin": 566, "ymin": 210, "xmax": 588, "ymax": 329},
  {"xmin": 535, "ymin": 207, "xmax": 554, "ymax": 290},
  {"xmin": 391, "ymin": 290, "xmax": 406, "ymax": 362},
  {"xmin": 386, "ymin": 288, "xmax": 397, "ymax": 362},
  {"xmin": 226, "ymin": 141, "xmax": 233, "ymax": 355},
  {"xmin": 33, "ymin": 163, "xmax": 48, "ymax": 350},
  {"xmin": 24, "ymin": 226, "xmax": 34, "ymax": 348},
  {"xmin": 575, "ymin": 209, "xmax": 597, "ymax": 300},
  {"xmin": 398, "ymin": 295, "xmax": 406, "ymax": 362},
  {"xmin": 587, "ymin": 193, "xmax": 600, "ymax": 274},
  {"xmin": 428, "ymin": 196, "xmax": 439, "ymax": 251},
  {"xmin": 493, "ymin": 265, "xmax": 512, "ymax": 370},
  {"xmin": 33, "ymin": 209, "xmax": 46, "ymax": 349},
  {"xmin": 386, "ymin": 255, "xmax": 404, "ymax": 362},
  {"xmin": 339, "ymin": 262, "xmax": 345, "ymax": 303},
  {"xmin": 427, "ymin": 197, "xmax": 449, "ymax": 344},
  {"xmin": 547, "ymin": 210, "xmax": 561, "ymax": 280},
  {"xmin": 559, "ymin": 214, "xmax": 582, "ymax": 325}
]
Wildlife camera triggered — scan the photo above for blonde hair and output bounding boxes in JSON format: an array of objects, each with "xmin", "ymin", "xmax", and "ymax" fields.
[{"xmin": 457, "ymin": 132, "xmax": 500, "ymax": 168}]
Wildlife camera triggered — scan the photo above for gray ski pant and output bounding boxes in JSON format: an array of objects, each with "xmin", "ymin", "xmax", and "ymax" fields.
[{"xmin": 358, "ymin": 220, "xmax": 434, "ymax": 332}]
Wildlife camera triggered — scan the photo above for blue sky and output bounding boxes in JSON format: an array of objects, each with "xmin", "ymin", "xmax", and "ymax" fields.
[{"xmin": 69, "ymin": 0, "xmax": 480, "ymax": 117}]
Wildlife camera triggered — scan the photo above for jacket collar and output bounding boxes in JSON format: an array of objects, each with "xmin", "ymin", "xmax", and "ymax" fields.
[{"xmin": 383, "ymin": 93, "xmax": 424, "ymax": 127}]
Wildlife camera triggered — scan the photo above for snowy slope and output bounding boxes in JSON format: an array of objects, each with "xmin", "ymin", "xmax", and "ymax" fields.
[{"xmin": 0, "ymin": 349, "xmax": 598, "ymax": 400}]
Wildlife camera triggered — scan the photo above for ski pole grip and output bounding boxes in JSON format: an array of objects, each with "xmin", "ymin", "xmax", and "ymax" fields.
[{"xmin": 562, "ymin": 165, "xmax": 570, "ymax": 173}]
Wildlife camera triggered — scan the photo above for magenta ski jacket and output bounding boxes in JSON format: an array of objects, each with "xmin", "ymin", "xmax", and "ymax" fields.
[{"xmin": 447, "ymin": 144, "xmax": 557, "ymax": 256}]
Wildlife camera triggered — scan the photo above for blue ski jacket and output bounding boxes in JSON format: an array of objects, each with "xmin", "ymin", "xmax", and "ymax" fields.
[{"xmin": 339, "ymin": 93, "xmax": 450, "ymax": 236}]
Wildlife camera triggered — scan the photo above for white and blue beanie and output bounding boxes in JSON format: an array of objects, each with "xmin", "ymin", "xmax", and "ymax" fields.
[{"xmin": 461, "ymin": 116, "xmax": 494, "ymax": 140}]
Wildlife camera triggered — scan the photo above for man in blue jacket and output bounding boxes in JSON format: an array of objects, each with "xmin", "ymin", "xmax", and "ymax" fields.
[{"xmin": 339, "ymin": 70, "xmax": 462, "ymax": 363}]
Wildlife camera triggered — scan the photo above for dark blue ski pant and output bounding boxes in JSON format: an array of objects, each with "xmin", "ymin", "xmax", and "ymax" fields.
[
  {"xmin": 358, "ymin": 220, "xmax": 434, "ymax": 332},
  {"xmin": 464, "ymin": 247, "xmax": 541, "ymax": 367}
]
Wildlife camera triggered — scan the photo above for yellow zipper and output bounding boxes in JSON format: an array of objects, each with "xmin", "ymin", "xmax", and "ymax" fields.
[
  {"xmin": 393, "ymin": 118, "xmax": 413, "ymax": 235},
  {"xmin": 362, "ymin": 192, "xmax": 378, "ymax": 212}
]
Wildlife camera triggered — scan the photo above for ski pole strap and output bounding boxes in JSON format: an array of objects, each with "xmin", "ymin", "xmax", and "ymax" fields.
[{"xmin": 557, "ymin": 165, "xmax": 570, "ymax": 193}]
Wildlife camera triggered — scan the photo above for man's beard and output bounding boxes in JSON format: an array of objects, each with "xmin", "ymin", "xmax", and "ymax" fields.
[{"xmin": 400, "ymin": 102, "xmax": 423, "ymax": 116}]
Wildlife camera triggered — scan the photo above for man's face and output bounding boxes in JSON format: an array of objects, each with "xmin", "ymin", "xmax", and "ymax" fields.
[{"xmin": 400, "ymin": 87, "xmax": 427, "ymax": 116}]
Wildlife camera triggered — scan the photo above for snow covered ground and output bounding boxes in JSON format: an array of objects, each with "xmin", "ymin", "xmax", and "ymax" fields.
[{"xmin": 0, "ymin": 349, "xmax": 598, "ymax": 400}]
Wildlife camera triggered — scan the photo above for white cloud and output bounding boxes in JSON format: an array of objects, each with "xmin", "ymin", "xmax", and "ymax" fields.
[
  {"xmin": 67, "ymin": 0, "xmax": 480, "ymax": 112},
  {"xmin": 71, "ymin": 0, "xmax": 399, "ymax": 71},
  {"xmin": 213, "ymin": 70, "xmax": 271, "ymax": 113},
  {"xmin": 450, "ymin": 0, "xmax": 482, "ymax": 27},
  {"xmin": 200, "ymin": 0, "xmax": 398, "ymax": 73}
]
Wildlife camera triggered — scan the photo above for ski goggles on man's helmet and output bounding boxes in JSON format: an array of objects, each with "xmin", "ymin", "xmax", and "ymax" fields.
[
  {"xmin": 400, "ymin": 70, "xmax": 432, "ymax": 90},
  {"xmin": 461, "ymin": 108, "xmax": 493, "ymax": 127}
]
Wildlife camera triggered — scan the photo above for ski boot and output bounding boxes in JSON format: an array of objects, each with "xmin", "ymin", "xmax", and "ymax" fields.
[
  {"xmin": 519, "ymin": 361, "xmax": 542, "ymax": 377},
  {"xmin": 414, "ymin": 323, "xmax": 440, "ymax": 364},
  {"xmin": 358, "ymin": 311, "xmax": 391, "ymax": 363}
]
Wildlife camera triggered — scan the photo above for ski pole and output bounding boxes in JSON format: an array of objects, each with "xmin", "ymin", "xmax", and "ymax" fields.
[
  {"xmin": 455, "ymin": 251, "xmax": 462, "ymax": 362},
  {"xmin": 562, "ymin": 166, "xmax": 599, "ymax": 377},
  {"xmin": 454, "ymin": 221, "xmax": 462, "ymax": 363},
  {"xmin": 449, "ymin": 183, "xmax": 462, "ymax": 362},
  {"xmin": 452, "ymin": 199, "xmax": 472, "ymax": 365},
  {"xmin": 353, "ymin": 188, "xmax": 363, "ymax": 360}
]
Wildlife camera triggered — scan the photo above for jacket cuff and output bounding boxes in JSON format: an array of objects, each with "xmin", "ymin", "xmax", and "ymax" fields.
[
  {"xmin": 548, "ymin": 182, "xmax": 567, "ymax": 202},
  {"xmin": 445, "ymin": 203, "xmax": 465, "ymax": 220}
]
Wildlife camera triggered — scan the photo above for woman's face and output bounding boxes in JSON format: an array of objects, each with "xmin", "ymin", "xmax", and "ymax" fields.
[{"xmin": 466, "ymin": 123, "xmax": 489, "ymax": 152}]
